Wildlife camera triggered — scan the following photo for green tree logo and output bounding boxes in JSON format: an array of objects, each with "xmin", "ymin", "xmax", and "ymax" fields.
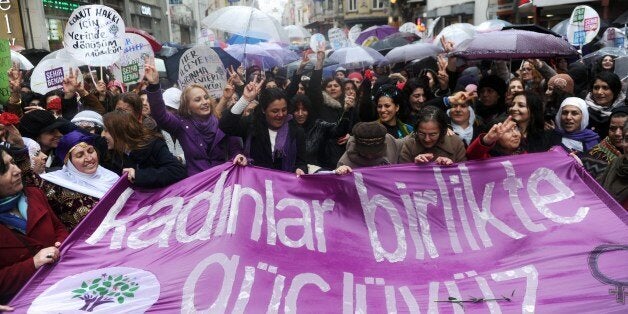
[{"xmin": 71, "ymin": 274, "xmax": 139, "ymax": 312}]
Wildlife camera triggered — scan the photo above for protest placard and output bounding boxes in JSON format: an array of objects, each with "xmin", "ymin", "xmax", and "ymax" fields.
[
  {"xmin": 9, "ymin": 149, "xmax": 628, "ymax": 312},
  {"xmin": 309, "ymin": 33, "xmax": 327, "ymax": 52},
  {"xmin": 30, "ymin": 59, "xmax": 85, "ymax": 95},
  {"xmin": 399, "ymin": 22, "xmax": 418, "ymax": 35},
  {"xmin": 109, "ymin": 33, "xmax": 154, "ymax": 85},
  {"xmin": 328, "ymin": 28, "xmax": 349, "ymax": 50},
  {"xmin": 178, "ymin": 45, "xmax": 226, "ymax": 99},
  {"xmin": 567, "ymin": 5, "xmax": 600, "ymax": 46},
  {"xmin": 63, "ymin": 5, "xmax": 126, "ymax": 66},
  {"xmin": 348, "ymin": 25, "xmax": 362, "ymax": 45},
  {"xmin": 0, "ymin": 41, "xmax": 11, "ymax": 104}
]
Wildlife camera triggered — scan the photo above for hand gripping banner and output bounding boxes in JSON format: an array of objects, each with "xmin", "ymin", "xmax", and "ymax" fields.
[{"xmin": 9, "ymin": 149, "xmax": 628, "ymax": 313}]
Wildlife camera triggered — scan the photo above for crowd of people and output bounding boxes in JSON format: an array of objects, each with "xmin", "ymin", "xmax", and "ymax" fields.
[{"xmin": 0, "ymin": 35, "xmax": 627, "ymax": 305}]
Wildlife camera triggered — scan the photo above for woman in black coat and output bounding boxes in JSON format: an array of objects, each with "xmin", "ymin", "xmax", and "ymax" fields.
[
  {"xmin": 101, "ymin": 110, "xmax": 187, "ymax": 188},
  {"xmin": 219, "ymin": 83, "xmax": 308, "ymax": 175}
]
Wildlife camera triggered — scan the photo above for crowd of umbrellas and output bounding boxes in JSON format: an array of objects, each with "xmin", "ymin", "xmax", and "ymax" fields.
[{"xmin": 10, "ymin": 5, "xmax": 628, "ymax": 82}]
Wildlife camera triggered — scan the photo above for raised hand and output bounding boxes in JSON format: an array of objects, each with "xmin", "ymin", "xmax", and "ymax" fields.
[
  {"xmin": 437, "ymin": 55, "xmax": 449, "ymax": 90},
  {"xmin": 482, "ymin": 116, "xmax": 517, "ymax": 146},
  {"xmin": 242, "ymin": 75, "xmax": 264, "ymax": 101},
  {"xmin": 344, "ymin": 95, "xmax": 355, "ymax": 110},
  {"xmin": 222, "ymin": 82, "xmax": 235, "ymax": 101},
  {"xmin": 440, "ymin": 36, "xmax": 455, "ymax": 53},
  {"xmin": 8, "ymin": 62, "xmax": 22, "ymax": 95},
  {"xmin": 334, "ymin": 165, "xmax": 353, "ymax": 175},
  {"xmin": 228, "ymin": 65, "xmax": 243, "ymax": 86},
  {"xmin": 62, "ymin": 67, "xmax": 81, "ymax": 95},
  {"xmin": 143, "ymin": 57, "xmax": 159, "ymax": 84}
]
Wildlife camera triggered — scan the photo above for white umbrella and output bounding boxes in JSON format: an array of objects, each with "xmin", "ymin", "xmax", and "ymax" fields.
[
  {"xmin": 284, "ymin": 25, "xmax": 311, "ymax": 41},
  {"xmin": 385, "ymin": 42, "xmax": 443, "ymax": 64},
  {"xmin": 10, "ymin": 51, "xmax": 34, "ymax": 70},
  {"xmin": 202, "ymin": 6, "xmax": 288, "ymax": 43},
  {"xmin": 328, "ymin": 46, "xmax": 385, "ymax": 69},
  {"xmin": 40, "ymin": 48, "xmax": 86, "ymax": 69}
]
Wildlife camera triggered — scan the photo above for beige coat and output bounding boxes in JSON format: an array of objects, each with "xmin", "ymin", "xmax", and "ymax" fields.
[{"xmin": 398, "ymin": 133, "xmax": 467, "ymax": 163}]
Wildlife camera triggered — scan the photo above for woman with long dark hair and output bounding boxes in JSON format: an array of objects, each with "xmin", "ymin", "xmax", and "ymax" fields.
[
  {"xmin": 507, "ymin": 91, "xmax": 552, "ymax": 153},
  {"xmin": 220, "ymin": 81, "xmax": 307, "ymax": 175},
  {"xmin": 585, "ymin": 71, "xmax": 626, "ymax": 136}
]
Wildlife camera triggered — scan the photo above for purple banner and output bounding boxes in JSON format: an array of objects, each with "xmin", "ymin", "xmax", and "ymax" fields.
[{"xmin": 9, "ymin": 149, "xmax": 628, "ymax": 312}]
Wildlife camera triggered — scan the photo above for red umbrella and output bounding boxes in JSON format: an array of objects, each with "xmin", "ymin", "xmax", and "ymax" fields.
[{"xmin": 125, "ymin": 27, "xmax": 163, "ymax": 53}]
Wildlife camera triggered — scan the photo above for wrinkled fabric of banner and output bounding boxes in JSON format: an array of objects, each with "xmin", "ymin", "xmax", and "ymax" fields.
[{"xmin": 9, "ymin": 149, "xmax": 628, "ymax": 313}]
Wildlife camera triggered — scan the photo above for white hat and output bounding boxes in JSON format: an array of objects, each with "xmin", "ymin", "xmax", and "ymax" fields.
[
  {"xmin": 71, "ymin": 110, "xmax": 104, "ymax": 127},
  {"xmin": 163, "ymin": 87, "xmax": 182, "ymax": 110},
  {"xmin": 22, "ymin": 137, "xmax": 41, "ymax": 169}
]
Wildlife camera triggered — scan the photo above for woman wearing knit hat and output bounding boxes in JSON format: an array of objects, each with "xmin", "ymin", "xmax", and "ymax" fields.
[
  {"xmin": 336, "ymin": 121, "xmax": 403, "ymax": 171},
  {"xmin": 39, "ymin": 131, "xmax": 119, "ymax": 230},
  {"xmin": 552, "ymin": 97, "xmax": 600, "ymax": 154},
  {"xmin": 18, "ymin": 110, "xmax": 70, "ymax": 170}
]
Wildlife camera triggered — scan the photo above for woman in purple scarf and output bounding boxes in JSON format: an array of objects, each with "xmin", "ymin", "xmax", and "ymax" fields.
[
  {"xmin": 143, "ymin": 63, "xmax": 243, "ymax": 176},
  {"xmin": 552, "ymin": 97, "xmax": 600, "ymax": 154},
  {"xmin": 219, "ymin": 79, "xmax": 308, "ymax": 175}
]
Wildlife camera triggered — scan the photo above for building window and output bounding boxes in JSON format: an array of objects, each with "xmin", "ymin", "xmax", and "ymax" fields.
[
  {"xmin": 348, "ymin": 0, "xmax": 356, "ymax": 11},
  {"xmin": 372, "ymin": 0, "xmax": 384, "ymax": 10}
]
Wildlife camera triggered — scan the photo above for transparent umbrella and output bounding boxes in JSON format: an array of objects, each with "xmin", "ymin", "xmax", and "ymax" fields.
[
  {"xmin": 385, "ymin": 42, "xmax": 443, "ymax": 64},
  {"xmin": 614, "ymin": 56, "xmax": 628, "ymax": 80},
  {"xmin": 328, "ymin": 46, "xmax": 385, "ymax": 69},
  {"xmin": 202, "ymin": 6, "xmax": 288, "ymax": 43}
]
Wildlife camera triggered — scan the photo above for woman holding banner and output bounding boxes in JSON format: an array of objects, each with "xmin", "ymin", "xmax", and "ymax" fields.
[
  {"xmin": 144, "ymin": 63, "xmax": 243, "ymax": 176},
  {"xmin": 0, "ymin": 131, "xmax": 68, "ymax": 304},
  {"xmin": 220, "ymin": 80, "xmax": 308, "ymax": 175}
]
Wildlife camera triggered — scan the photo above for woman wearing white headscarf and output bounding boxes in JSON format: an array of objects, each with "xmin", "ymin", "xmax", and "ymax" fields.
[
  {"xmin": 552, "ymin": 97, "xmax": 600, "ymax": 154},
  {"xmin": 22, "ymin": 137, "xmax": 47, "ymax": 175},
  {"xmin": 40, "ymin": 131, "xmax": 119, "ymax": 230}
]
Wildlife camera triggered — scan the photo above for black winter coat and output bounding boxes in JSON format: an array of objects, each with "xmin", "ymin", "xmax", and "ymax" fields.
[{"xmin": 106, "ymin": 138, "xmax": 187, "ymax": 188}]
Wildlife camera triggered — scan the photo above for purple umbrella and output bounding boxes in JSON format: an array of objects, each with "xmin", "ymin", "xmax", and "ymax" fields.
[
  {"xmin": 355, "ymin": 25, "xmax": 398, "ymax": 45},
  {"xmin": 451, "ymin": 29, "xmax": 579, "ymax": 60}
]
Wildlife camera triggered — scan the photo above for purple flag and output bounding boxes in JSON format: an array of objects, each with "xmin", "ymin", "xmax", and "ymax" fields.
[{"xmin": 9, "ymin": 148, "xmax": 628, "ymax": 312}]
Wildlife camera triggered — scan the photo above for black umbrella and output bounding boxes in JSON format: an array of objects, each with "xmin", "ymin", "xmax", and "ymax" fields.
[
  {"xmin": 613, "ymin": 10, "xmax": 628, "ymax": 25},
  {"xmin": 164, "ymin": 47, "xmax": 240, "ymax": 85},
  {"xmin": 369, "ymin": 37, "xmax": 411, "ymax": 55},
  {"xmin": 18, "ymin": 49, "xmax": 50, "ymax": 67}
]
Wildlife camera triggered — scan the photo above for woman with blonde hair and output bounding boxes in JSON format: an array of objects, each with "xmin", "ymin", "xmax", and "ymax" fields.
[
  {"xmin": 101, "ymin": 110, "xmax": 186, "ymax": 188},
  {"xmin": 145, "ymin": 63, "xmax": 242, "ymax": 176}
]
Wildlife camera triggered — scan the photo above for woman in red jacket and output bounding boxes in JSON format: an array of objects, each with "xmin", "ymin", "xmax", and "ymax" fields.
[
  {"xmin": 0, "ymin": 144, "xmax": 68, "ymax": 304},
  {"xmin": 467, "ymin": 116, "xmax": 526, "ymax": 160}
]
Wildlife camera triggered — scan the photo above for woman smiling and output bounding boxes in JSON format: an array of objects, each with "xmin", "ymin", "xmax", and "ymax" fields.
[
  {"xmin": 375, "ymin": 84, "xmax": 413, "ymax": 139},
  {"xmin": 40, "ymin": 131, "xmax": 119, "ymax": 230},
  {"xmin": 553, "ymin": 97, "xmax": 600, "ymax": 154}
]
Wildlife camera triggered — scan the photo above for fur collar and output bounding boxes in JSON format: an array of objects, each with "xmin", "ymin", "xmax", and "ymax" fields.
[{"xmin": 322, "ymin": 91, "xmax": 343, "ymax": 109}]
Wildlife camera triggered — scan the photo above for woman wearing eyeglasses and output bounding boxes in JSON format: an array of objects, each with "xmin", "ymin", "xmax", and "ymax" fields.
[
  {"xmin": 517, "ymin": 59, "xmax": 556, "ymax": 96},
  {"xmin": 399, "ymin": 106, "xmax": 467, "ymax": 165}
]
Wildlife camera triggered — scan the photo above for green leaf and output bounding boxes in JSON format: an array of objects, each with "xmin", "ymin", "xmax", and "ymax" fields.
[
  {"xmin": 96, "ymin": 287, "xmax": 107, "ymax": 292},
  {"xmin": 115, "ymin": 293, "xmax": 120, "ymax": 297},
  {"xmin": 120, "ymin": 284, "xmax": 129, "ymax": 291},
  {"xmin": 92, "ymin": 278, "xmax": 101, "ymax": 284},
  {"xmin": 103, "ymin": 281, "xmax": 111, "ymax": 287},
  {"xmin": 89, "ymin": 284, "xmax": 98, "ymax": 290},
  {"xmin": 117, "ymin": 296, "xmax": 125, "ymax": 304},
  {"xmin": 114, "ymin": 275, "xmax": 123, "ymax": 282},
  {"xmin": 122, "ymin": 292, "xmax": 134, "ymax": 298},
  {"xmin": 129, "ymin": 286, "xmax": 138, "ymax": 292},
  {"xmin": 72, "ymin": 289, "xmax": 86, "ymax": 294},
  {"xmin": 108, "ymin": 292, "xmax": 115, "ymax": 296},
  {"xmin": 81, "ymin": 281, "xmax": 88, "ymax": 288},
  {"xmin": 99, "ymin": 290, "xmax": 107, "ymax": 296}
]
